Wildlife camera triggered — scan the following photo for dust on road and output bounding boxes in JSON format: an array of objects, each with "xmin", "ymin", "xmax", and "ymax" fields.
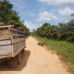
[{"xmin": 0, "ymin": 36, "xmax": 70, "ymax": 74}]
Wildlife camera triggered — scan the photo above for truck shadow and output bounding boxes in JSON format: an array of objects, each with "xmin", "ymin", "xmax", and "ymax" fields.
[{"xmin": 0, "ymin": 50, "xmax": 31, "ymax": 71}]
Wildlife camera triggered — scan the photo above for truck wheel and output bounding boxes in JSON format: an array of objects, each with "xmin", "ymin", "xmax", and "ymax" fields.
[
  {"xmin": 8, "ymin": 55, "xmax": 18, "ymax": 68},
  {"xmin": 21, "ymin": 49, "xmax": 25, "ymax": 59},
  {"xmin": 18, "ymin": 52, "xmax": 21, "ymax": 65}
]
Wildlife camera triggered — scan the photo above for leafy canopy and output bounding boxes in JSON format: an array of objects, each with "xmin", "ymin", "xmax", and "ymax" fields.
[{"xmin": 0, "ymin": 0, "xmax": 29, "ymax": 35}]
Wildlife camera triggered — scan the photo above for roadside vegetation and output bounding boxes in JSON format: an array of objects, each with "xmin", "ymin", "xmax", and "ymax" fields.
[
  {"xmin": 32, "ymin": 16, "xmax": 74, "ymax": 74},
  {"xmin": 0, "ymin": 0, "xmax": 29, "ymax": 36},
  {"xmin": 33, "ymin": 20, "xmax": 74, "ymax": 42},
  {"xmin": 34, "ymin": 36, "xmax": 74, "ymax": 74}
]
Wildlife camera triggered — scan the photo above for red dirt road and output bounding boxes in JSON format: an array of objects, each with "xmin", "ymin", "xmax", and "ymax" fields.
[{"xmin": 0, "ymin": 36, "xmax": 70, "ymax": 74}]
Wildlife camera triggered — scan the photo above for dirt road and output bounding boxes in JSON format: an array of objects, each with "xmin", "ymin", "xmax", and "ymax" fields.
[{"xmin": 0, "ymin": 36, "xmax": 70, "ymax": 74}]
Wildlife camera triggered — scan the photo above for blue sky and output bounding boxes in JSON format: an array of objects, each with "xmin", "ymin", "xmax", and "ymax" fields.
[{"xmin": 9, "ymin": 0, "xmax": 74, "ymax": 31}]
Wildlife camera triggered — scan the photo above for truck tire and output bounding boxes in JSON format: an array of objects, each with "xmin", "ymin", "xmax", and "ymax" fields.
[
  {"xmin": 8, "ymin": 55, "xmax": 18, "ymax": 68},
  {"xmin": 18, "ymin": 52, "xmax": 22, "ymax": 65},
  {"xmin": 21, "ymin": 49, "xmax": 25, "ymax": 59},
  {"xmin": 8, "ymin": 52, "xmax": 22, "ymax": 67}
]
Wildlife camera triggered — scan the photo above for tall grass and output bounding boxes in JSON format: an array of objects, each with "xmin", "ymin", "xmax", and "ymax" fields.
[{"xmin": 34, "ymin": 36, "xmax": 74, "ymax": 74}]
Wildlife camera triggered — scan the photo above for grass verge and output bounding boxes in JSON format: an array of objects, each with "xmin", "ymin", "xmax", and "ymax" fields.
[{"xmin": 33, "ymin": 36, "xmax": 74, "ymax": 74}]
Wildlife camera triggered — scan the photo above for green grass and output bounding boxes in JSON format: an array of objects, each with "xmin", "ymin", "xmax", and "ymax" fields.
[{"xmin": 33, "ymin": 36, "xmax": 74, "ymax": 74}]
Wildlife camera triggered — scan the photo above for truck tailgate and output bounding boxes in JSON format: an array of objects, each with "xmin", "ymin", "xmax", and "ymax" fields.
[{"xmin": 0, "ymin": 40, "xmax": 13, "ymax": 59}]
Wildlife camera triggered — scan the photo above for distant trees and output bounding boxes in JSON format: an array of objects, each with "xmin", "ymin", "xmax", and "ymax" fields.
[
  {"xmin": 35, "ymin": 20, "xmax": 74, "ymax": 42},
  {"xmin": 0, "ymin": 0, "xmax": 29, "ymax": 36},
  {"xmin": 71, "ymin": 13, "xmax": 74, "ymax": 16},
  {"xmin": 36, "ymin": 23, "xmax": 51, "ymax": 37}
]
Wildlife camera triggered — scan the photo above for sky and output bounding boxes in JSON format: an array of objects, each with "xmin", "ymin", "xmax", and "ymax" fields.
[{"xmin": 9, "ymin": 0, "xmax": 74, "ymax": 31}]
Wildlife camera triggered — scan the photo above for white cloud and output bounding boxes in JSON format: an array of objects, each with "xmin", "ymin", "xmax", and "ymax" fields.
[
  {"xmin": 36, "ymin": 11, "xmax": 57, "ymax": 21},
  {"xmin": 38, "ymin": 0, "xmax": 74, "ymax": 6},
  {"xmin": 29, "ymin": 13, "xmax": 35, "ymax": 17},
  {"xmin": 24, "ymin": 21, "xmax": 39, "ymax": 31},
  {"xmin": 59, "ymin": 7, "xmax": 74, "ymax": 16}
]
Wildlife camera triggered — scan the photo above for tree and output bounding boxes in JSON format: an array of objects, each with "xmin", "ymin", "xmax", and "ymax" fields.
[
  {"xmin": 35, "ymin": 21, "xmax": 74, "ymax": 42},
  {"xmin": 0, "ymin": 0, "xmax": 13, "ymax": 22},
  {"xmin": 0, "ymin": 0, "xmax": 29, "ymax": 36},
  {"xmin": 71, "ymin": 13, "xmax": 74, "ymax": 17},
  {"xmin": 36, "ymin": 23, "xmax": 51, "ymax": 37}
]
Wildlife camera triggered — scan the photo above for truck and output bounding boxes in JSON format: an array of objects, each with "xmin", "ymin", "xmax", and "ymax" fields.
[{"xmin": 0, "ymin": 25, "xmax": 26, "ymax": 67}]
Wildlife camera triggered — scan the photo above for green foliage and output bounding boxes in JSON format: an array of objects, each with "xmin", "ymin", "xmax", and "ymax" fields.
[
  {"xmin": 36, "ymin": 23, "xmax": 51, "ymax": 37},
  {"xmin": 71, "ymin": 13, "xmax": 74, "ymax": 16},
  {"xmin": 35, "ymin": 20, "xmax": 74, "ymax": 42},
  {"xmin": 35, "ymin": 36, "xmax": 74, "ymax": 64},
  {"xmin": 33, "ymin": 13, "xmax": 74, "ymax": 74},
  {"xmin": 34, "ymin": 36, "xmax": 74, "ymax": 74},
  {"xmin": 0, "ymin": 0, "xmax": 29, "ymax": 36},
  {"xmin": 0, "ymin": 0, "xmax": 13, "ymax": 22}
]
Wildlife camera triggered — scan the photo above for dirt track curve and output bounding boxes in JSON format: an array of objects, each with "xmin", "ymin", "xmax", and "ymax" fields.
[{"xmin": 0, "ymin": 36, "xmax": 70, "ymax": 74}]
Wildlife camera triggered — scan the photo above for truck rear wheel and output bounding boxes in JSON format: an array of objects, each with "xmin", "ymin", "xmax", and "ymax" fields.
[
  {"xmin": 8, "ymin": 55, "xmax": 18, "ymax": 68},
  {"xmin": 8, "ymin": 51, "xmax": 22, "ymax": 67},
  {"xmin": 21, "ymin": 49, "xmax": 25, "ymax": 59},
  {"xmin": 18, "ymin": 52, "xmax": 22, "ymax": 65}
]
